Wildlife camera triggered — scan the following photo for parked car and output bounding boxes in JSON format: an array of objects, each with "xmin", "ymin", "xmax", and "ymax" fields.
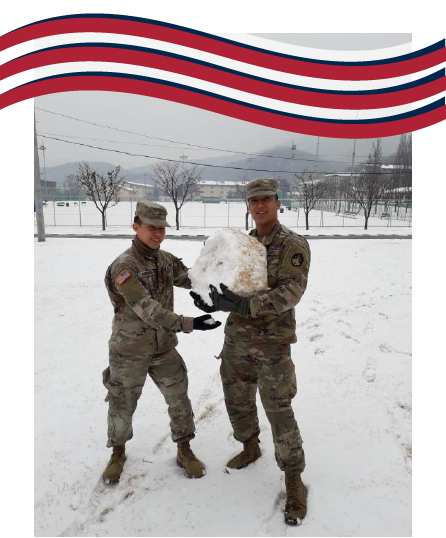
[{"xmin": 56, "ymin": 202, "xmax": 65, "ymax": 206}]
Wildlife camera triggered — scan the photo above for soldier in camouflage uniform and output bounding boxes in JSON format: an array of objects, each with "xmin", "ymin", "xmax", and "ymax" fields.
[
  {"xmin": 192, "ymin": 178, "xmax": 310, "ymax": 525},
  {"xmin": 102, "ymin": 201, "xmax": 220, "ymax": 484}
]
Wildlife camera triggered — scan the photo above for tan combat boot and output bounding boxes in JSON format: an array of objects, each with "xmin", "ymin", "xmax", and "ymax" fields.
[
  {"xmin": 177, "ymin": 441, "xmax": 206, "ymax": 478},
  {"xmin": 226, "ymin": 436, "xmax": 261, "ymax": 469},
  {"xmin": 103, "ymin": 445, "xmax": 126, "ymax": 484},
  {"xmin": 284, "ymin": 471, "xmax": 307, "ymax": 525}
]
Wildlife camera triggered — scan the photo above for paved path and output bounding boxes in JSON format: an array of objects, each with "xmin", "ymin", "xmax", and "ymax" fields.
[{"xmin": 35, "ymin": 233, "xmax": 412, "ymax": 241}]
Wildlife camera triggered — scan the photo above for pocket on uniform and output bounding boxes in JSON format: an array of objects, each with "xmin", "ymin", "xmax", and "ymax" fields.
[{"xmin": 102, "ymin": 366, "xmax": 123, "ymax": 402}]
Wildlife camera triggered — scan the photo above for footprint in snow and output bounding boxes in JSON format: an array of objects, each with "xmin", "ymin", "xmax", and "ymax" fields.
[
  {"xmin": 341, "ymin": 331, "xmax": 360, "ymax": 344},
  {"xmin": 152, "ymin": 433, "xmax": 170, "ymax": 454},
  {"xmin": 308, "ymin": 333, "xmax": 323, "ymax": 342},
  {"xmin": 363, "ymin": 356, "xmax": 377, "ymax": 382}
]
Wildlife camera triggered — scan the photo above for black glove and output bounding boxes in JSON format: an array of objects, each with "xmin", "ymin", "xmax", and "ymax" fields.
[
  {"xmin": 193, "ymin": 314, "xmax": 222, "ymax": 331},
  {"xmin": 189, "ymin": 291, "xmax": 217, "ymax": 313},
  {"xmin": 209, "ymin": 284, "xmax": 251, "ymax": 317}
]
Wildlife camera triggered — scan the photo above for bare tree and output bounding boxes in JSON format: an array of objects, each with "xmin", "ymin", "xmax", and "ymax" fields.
[
  {"xmin": 152, "ymin": 161, "xmax": 202, "ymax": 230},
  {"xmin": 64, "ymin": 174, "xmax": 82, "ymax": 199},
  {"xmin": 351, "ymin": 139, "xmax": 388, "ymax": 230},
  {"xmin": 294, "ymin": 170, "xmax": 327, "ymax": 230},
  {"xmin": 234, "ymin": 180, "xmax": 250, "ymax": 230},
  {"xmin": 391, "ymin": 133, "xmax": 412, "ymax": 202},
  {"xmin": 75, "ymin": 162, "xmax": 124, "ymax": 230}
]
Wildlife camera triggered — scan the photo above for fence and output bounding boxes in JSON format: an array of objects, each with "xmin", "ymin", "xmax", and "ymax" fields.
[{"xmin": 37, "ymin": 198, "xmax": 412, "ymax": 229}]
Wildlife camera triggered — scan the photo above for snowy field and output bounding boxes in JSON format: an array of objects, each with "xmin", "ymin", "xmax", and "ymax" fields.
[
  {"xmin": 35, "ymin": 237, "xmax": 412, "ymax": 537},
  {"xmin": 38, "ymin": 201, "xmax": 411, "ymax": 230}
]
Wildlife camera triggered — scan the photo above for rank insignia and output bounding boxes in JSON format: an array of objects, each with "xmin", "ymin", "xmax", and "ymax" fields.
[
  {"xmin": 291, "ymin": 253, "xmax": 304, "ymax": 266},
  {"xmin": 116, "ymin": 270, "xmax": 131, "ymax": 285}
]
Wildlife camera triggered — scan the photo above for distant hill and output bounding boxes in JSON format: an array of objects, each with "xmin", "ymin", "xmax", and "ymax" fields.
[
  {"xmin": 194, "ymin": 145, "xmax": 350, "ymax": 182},
  {"xmin": 43, "ymin": 162, "xmax": 118, "ymax": 185},
  {"xmin": 43, "ymin": 135, "xmax": 403, "ymax": 185},
  {"xmin": 286, "ymin": 134, "xmax": 400, "ymax": 163},
  {"xmin": 43, "ymin": 162, "xmax": 156, "ymax": 186}
]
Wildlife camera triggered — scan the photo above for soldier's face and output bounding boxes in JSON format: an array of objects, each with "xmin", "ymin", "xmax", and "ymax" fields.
[
  {"xmin": 249, "ymin": 195, "xmax": 281, "ymax": 229},
  {"xmin": 133, "ymin": 223, "xmax": 166, "ymax": 249}
]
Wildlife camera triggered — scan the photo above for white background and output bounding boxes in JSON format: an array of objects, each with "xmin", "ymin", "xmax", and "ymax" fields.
[{"xmin": 1, "ymin": 1, "xmax": 444, "ymax": 536}]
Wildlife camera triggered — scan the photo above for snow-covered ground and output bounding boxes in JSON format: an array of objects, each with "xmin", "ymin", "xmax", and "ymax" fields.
[
  {"xmin": 34, "ymin": 223, "xmax": 412, "ymax": 238},
  {"xmin": 37, "ymin": 201, "xmax": 411, "ymax": 231},
  {"xmin": 35, "ymin": 237, "xmax": 411, "ymax": 536}
]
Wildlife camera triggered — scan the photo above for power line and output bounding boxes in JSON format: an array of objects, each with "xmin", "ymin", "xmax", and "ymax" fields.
[
  {"xmin": 35, "ymin": 107, "xmax": 378, "ymax": 164},
  {"xmin": 38, "ymin": 134, "xmax": 410, "ymax": 175},
  {"xmin": 37, "ymin": 131, "xmax": 207, "ymax": 152},
  {"xmin": 38, "ymin": 129, "xmax": 373, "ymax": 161}
]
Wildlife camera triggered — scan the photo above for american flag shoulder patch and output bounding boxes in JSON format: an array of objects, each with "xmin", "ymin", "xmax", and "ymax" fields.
[{"xmin": 116, "ymin": 269, "xmax": 131, "ymax": 286}]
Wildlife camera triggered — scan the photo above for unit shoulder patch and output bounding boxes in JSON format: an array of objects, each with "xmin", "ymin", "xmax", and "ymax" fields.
[
  {"xmin": 116, "ymin": 269, "xmax": 132, "ymax": 286},
  {"xmin": 291, "ymin": 253, "xmax": 304, "ymax": 267}
]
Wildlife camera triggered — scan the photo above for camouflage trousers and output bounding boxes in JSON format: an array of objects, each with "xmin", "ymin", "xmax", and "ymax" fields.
[
  {"xmin": 102, "ymin": 348, "xmax": 195, "ymax": 447},
  {"xmin": 221, "ymin": 336, "xmax": 305, "ymax": 473}
]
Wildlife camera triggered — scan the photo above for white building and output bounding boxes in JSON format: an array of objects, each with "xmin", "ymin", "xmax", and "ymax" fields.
[
  {"xmin": 198, "ymin": 180, "xmax": 241, "ymax": 201},
  {"xmin": 118, "ymin": 181, "xmax": 156, "ymax": 201}
]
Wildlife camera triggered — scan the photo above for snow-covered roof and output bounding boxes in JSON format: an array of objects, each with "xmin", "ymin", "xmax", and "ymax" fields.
[
  {"xmin": 199, "ymin": 181, "xmax": 239, "ymax": 186},
  {"xmin": 124, "ymin": 181, "xmax": 154, "ymax": 188},
  {"xmin": 386, "ymin": 187, "xmax": 412, "ymax": 192},
  {"xmin": 324, "ymin": 173, "xmax": 359, "ymax": 178},
  {"xmin": 363, "ymin": 164, "xmax": 401, "ymax": 169}
]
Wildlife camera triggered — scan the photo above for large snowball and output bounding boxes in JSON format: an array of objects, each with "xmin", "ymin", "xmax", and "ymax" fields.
[{"xmin": 189, "ymin": 229, "xmax": 268, "ymax": 305}]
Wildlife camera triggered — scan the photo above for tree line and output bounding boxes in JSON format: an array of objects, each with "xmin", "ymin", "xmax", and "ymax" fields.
[{"xmin": 68, "ymin": 134, "xmax": 411, "ymax": 231}]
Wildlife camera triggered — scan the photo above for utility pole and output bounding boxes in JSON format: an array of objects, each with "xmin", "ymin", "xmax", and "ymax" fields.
[
  {"xmin": 246, "ymin": 157, "xmax": 254, "ymax": 227},
  {"xmin": 348, "ymin": 138, "xmax": 357, "ymax": 211},
  {"xmin": 348, "ymin": 112, "xmax": 359, "ymax": 211},
  {"xmin": 246, "ymin": 157, "xmax": 254, "ymax": 181},
  {"xmin": 38, "ymin": 142, "xmax": 48, "ymax": 201},
  {"xmin": 34, "ymin": 111, "xmax": 46, "ymax": 242}
]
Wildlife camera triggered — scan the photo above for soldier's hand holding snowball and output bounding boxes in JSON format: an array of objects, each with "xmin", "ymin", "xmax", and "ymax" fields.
[
  {"xmin": 193, "ymin": 314, "xmax": 221, "ymax": 331},
  {"xmin": 189, "ymin": 291, "xmax": 218, "ymax": 313},
  {"xmin": 209, "ymin": 284, "xmax": 251, "ymax": 317}
]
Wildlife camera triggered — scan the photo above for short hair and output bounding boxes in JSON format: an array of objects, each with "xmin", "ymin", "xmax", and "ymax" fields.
[{"xmin": 134, "ymin": 216, "xmax": 142, "ymax": 225}]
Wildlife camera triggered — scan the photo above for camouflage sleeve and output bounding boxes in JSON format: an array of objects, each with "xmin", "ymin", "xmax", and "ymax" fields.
[
  {"xmin": 250, "ymin": 237, "xmax": 311, "ymax": 318},
  {"xmin": 112, "ymin": 263, "xmax": 194, "ymax": 333},
  {"xmin": 172, "ymin": 256, "xmax": 192, "ymax": 290}
]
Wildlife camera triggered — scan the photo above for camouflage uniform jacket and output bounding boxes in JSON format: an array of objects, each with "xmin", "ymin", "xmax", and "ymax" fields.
[
  {"xmin": 225, "ymin": 222, "xmax": 311, "ymax": 344},
  {"xmin": 105, "ymin": 236, "xmax": 193, "ymax": 356}
]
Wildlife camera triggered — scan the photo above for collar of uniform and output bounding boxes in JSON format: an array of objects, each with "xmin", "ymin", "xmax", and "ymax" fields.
[
  {"xmin": 251, "ymin": 222, "xmax": 282, "ymax": 246},
  {"xmin": 132, "ymin": 236, "xmax": 159, "ymax": 260}
]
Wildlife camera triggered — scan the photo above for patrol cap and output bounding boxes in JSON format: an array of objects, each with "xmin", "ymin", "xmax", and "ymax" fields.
[
  {"xmin": 246, "ymin": 178, "xmax": 278, "ymax": 200},
  {"xmin": 135, "ymin": 201, "xmax": 171, "ymax": 227}
]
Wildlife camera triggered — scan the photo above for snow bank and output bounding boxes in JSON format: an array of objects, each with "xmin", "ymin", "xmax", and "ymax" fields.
[{"xmin": 188, "ymin": 229, "xmax": 267, "ymax": 305}]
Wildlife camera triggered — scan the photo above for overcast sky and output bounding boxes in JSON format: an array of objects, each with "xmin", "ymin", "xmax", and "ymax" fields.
[{"xmin": 35, "ymin": 33, "xmax": 412, "ymax": 170}]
